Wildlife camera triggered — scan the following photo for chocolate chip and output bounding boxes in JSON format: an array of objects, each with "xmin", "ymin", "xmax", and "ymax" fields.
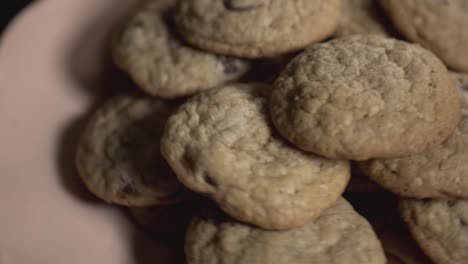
[
  {"xmin": 182, "ymin": 151, "xmax": 196, "ymax": 172},
  {"xmin": 447, "ymin": 200, "xmax": 457, "ymax": 207},
  {"xmin": 202, "ymin": 174, "xmax": 218, "ymax": 187},
  {"xmin": 223, "ymin": 0, "xmax": 262, "ymax": 11},
  {"xmin": 461, "ymin": 84, "xmax": 468, "ymax": 92},
  {"xmin": 460, "ymin": 218, "xmax": 468, "ymax": 227},
  {"xmin": 120, "ymin": 184, "xmax": 138, "ymax": 197},
  {"xmin": 438, "ymin": 0, "xmax": 449, "ymax": 5},
  {"xmin": 220, "ymin": 57, "xmax": 240, "ymax": 75}
]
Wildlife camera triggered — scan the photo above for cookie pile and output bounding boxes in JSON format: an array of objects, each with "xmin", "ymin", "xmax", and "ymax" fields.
[{"xmin": 75, "ymin": 0, "xmax": 468, "ymax": 263}]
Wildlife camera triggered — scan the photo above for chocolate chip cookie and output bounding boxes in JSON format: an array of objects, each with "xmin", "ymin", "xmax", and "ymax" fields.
[
  {"xmin": 76, "ymin": 95, "xmax": 189, "ymax": 206},
  {"xmin": 161, "ymin": 83, "xmax": 350, "ymax": 229},
  {"xmin": 175, "ymin": 0, "xmax": 343, "ymax": 58},
  {"xmin": 400, "ymin": 198, "xmax": 468, "ymax": 264},
  {"xmin": 270, "ymin": 35, "xmax": 461, "ymax": 160},
  {"xmin": 185, "ymin": 198, "xmax": 386, "ymax": 264},
  {"xmin": 113, "ymin": 0, "xmax": 250, "ymax": 99},
  {"xmin": 380, "ymin": 0, "xmax": 468, "ymax": 72},
  {"xmin": 358, "ymin": 72, "xmax": 468, "ymax": 199}
]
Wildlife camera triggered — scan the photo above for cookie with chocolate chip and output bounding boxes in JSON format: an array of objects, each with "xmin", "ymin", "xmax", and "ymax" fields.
[
  {"xmin": 161, "ymin": 83, "xmax": 350, "ymax": 230},
  {"xmin": 76, "ymin": 95, "xmax": 190, "ymax": 206},
  {"xmin": 113, "ymin": 0, "xmax": 250, "ymax": 99},
  {"xmin": 175, "ymin": 0, "xmax": 342, "ymax": 58}
]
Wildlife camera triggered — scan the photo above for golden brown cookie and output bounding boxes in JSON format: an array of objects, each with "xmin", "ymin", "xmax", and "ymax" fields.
[
  {"xmin": 161, "ymin": 83, "xmax": 350, "ymax": 229},
  {"xmin": 174, "ymin": 0, "xmax": 342, "ymax": 58},
  {"xmin": 380, "ymin": 0, "xmax": 468, "ymax": 72},
  {"xmin": 76, "ymin": 95, "xmax": 189, "ymax": 206},
  {"xmin": 113, "ymin": 0, "xmax": 250, "ymax": 99},
  {"xmin": 185, "ymin": 198, "xmax": 386, "ymax": 264},
  {"xmin": 270, "ymin": 35, "xmax": 461, "ymax": 160},
  {"xmin": 358, "ymin": 72, "xmax": 468, "ymax": 199},
  {"xmin": 400, "ymin": 198, "xmax": 468, "ymax": 264}
]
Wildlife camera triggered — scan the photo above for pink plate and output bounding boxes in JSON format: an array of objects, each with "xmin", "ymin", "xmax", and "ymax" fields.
[{"xmin": 0, "ymin": 0, "xmax": 177, "ymax": 263}]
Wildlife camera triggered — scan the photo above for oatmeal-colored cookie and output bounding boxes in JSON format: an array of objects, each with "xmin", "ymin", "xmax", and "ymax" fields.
[
  {"xmin": 358, "ymin": 72, "xmax": 468, "ymax": 199},
  {"xmin": 76, "ymin": 95, "xmax": 189, "ymax": 206},
  {"xmin": 335, "ymin": 0, "xmax": 392, "ymax": 37},
  {"xmin": 400, "ymin": 198, "xmax": 468, "ymax": 264},
  {"xmin": 185, "ymin": 198, "xmax": 386, "ymax": 264},
  {"xmin": 174, "ymin": 0, "xmax": 342, "ymax": 58},
  {"xmin": 113, "ymin": 0, "xmax": 250, "ymax": 99},
  {"xmin": 129, "ymin": 202, "xmax": 199, "ymax": 235},
  {"xmin": 161, "ymin": 83, "xmax": 350, "ymax": 229},
  {"xmin": 380, "ymin": 0, "xmax": 468, "ymax": 72},
  {"xmin": 270, "ymin": 35, "xmax": 461, "ymax": 160},
  {"xmin": 346, "ymin": 163, "xmax": 383, "ymax": 193}
]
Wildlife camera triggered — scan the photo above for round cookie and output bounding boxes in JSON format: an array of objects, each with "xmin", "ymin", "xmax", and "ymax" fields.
[
  {"xmin": 270, "ymin": 35, "xmax": 461, "ymax": 160},
  {"xmin": 129, "ymin": 202, "xmax": 199, "ymax": 235},
  {"xmin": 335, "ymin": 0, "xmax": 392, "ymax": 37},
  {"xmin": 400, "ymin": 198, "xmax": 468, "ymax": 264},
  {"xmin": 161, "ymin": 83, "xmax": 350, "ymax": 230},
  {"xmin": 113, "ymin": 0, "xmax": 250, "ymax": 99},
  {"xmin": 185, "ymin": 198, "xmax": 386, "ymax": 264},
  {"xmin": 346, "ymin": 163, "xmax": 383, "ymax": 193},
  {"xmin": 174, "ymin": 0, "xmax": 343, "ymax": 58},
  {"xmin": 358, "ymin": 72, "xmax": 468, "ymax": 199},
  {"xmin": 76, "ymin": 95, "xmax": 189, "ymax": 206},
  {"xmin": 379, "ymin": 0, "xmax": 468, "ymax": 72}
]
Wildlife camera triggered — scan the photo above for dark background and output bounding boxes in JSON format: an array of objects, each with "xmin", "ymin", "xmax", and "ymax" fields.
[{"xmin": 1, "ymin": 0, "xmax": 33, "ymax": 35}]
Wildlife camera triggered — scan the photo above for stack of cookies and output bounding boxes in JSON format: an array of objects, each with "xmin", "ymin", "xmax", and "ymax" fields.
[{"xmin": 75, "ymin": 0, "xmax": 468, "ymax": 263}]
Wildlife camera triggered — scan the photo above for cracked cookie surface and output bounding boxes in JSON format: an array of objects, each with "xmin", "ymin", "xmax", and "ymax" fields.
[
  {"xmin": 113, "ymin": 0, "xmax": 249, "ymax": 99},
  {"xmin": 76, "ymin": 95, "xmax": 189, "ymax": 206},
  {"xmin": 380, "ymin": 0, "xmax": 468, "ymax": 72},
  {"xmin": 175, "ymin": 0, "xmax": 342, "ymax": 58},
  {"xmin": 358, "ymin": 72, "xmax": 468, "ymax": 199},
  {"xmin": 400, "ymin": 198, "xmax": 468, "ymax": 264},
  {"xmin": 270, "ymin": 35, "xmax": 461, "ymax": 160},
  {"xmin": 185, "ymin": 198, "xmax": 386, "ymax": 264},
  {"xmin": 161, "ymin": 83, "xmax": 350, "ymax": 229}
]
